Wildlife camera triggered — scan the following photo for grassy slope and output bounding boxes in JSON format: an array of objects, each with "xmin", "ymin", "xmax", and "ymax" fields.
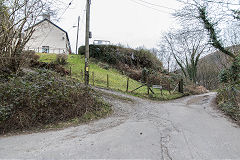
[{"xmin": 38, "ymin": 53, "xmax": 183, "ymax": 100}]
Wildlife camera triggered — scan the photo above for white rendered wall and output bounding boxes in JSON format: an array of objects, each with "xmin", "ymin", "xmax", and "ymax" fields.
[{"xmin": 25, "ymin": 20, "xmax": 70, "ymax": 54}]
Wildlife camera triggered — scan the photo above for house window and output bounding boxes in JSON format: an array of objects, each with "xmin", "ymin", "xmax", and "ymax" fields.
[{"xmin": 42, "ymin": 46, "xmax": 49, "ymax": 53}]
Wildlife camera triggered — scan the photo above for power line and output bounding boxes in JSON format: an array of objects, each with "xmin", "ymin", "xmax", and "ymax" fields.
[
  {"xmin": 129, "ymin": 0, "xmax": 173, "ymax": 14},
  {"xmin": 67, "ymin": 3, "xmax": 86, "ymax": 52},
  {"xmin": 135, "ymin": 0, "xmax": 177, "ymax": 11},
  {"xmin": 57, "ymin": 0, "xmax": 74, "ymax": 22},
  {"xmin": 67, "ymin": 3, "xmax": 86, "ymax": 32},
  {"xmin": 38, "ymin": 0, "xmax": 74, "ymax": 47},
  {"xmin": 206, "ymin": 0, "xmax": 239, "ymax": 6},
  {"xmin": 181, "ymin": 0, "xmax": 239, "ymax": 6}
]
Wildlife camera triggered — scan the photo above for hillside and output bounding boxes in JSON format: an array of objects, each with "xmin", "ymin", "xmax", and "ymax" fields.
[
  {"xmin": 197, "ymin": 46, "xmax": 239, "ymax": 89},
  {"xmin": 78, "ymin": 45, "xmax": 164, "ymax": 81},
  {"xmin": 38, "ymin": 53, "xmax": 183, "ymax": 100},
  {"xmin": 0, "ymin": 60, "xmax": 112, "ymax": 134}
]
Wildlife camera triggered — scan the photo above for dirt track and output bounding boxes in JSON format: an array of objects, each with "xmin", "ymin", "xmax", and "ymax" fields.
[{"xmin": 0, "ymin": 90, "xmax": 240, "ymax": 160}]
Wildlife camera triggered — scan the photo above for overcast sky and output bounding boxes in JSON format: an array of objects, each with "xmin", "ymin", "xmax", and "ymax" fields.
[{"xmin": 55, "ymin": 0, "xmax": 182, "ymax": 53}]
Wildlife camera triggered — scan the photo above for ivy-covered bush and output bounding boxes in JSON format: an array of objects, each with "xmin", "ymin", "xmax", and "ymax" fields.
[
  {"xmin": 148, "ymin": 72, "xmax": 182, "ymax": 90},
  {"xmin": 78, "ymin": 45, "xmax": 163, "ymax": 71},
  {"xmin": 0, "ymin": 69, "xmax": 110, "ymax": 134},
  {"xmin": 217, "ymin": 85, "xmax": 240, "ymax": 124},
  {"xmin": 217, "ymin": 54, "xmax": 240, "ymax": 124},
  {"xmin": 219, "ymin": 55, "xmax": 240, "ymax": 84}
]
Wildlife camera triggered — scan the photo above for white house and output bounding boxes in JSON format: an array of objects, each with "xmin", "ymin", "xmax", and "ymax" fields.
[{"xmin": 25, "ymin": 18, "xmax": 71, "ymax": 54}]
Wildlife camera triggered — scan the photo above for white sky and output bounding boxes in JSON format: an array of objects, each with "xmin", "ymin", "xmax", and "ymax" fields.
[{"xmin": 56, "ymin": 0, "xmax": 182, "ymax": 53}]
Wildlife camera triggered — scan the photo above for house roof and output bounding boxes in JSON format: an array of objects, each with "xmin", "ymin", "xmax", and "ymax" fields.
[{"xmin": 26, "ymin": 18, "xmax": 72, "ymax": 52}]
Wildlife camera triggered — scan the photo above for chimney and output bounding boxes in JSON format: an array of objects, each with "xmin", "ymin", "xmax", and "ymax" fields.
[{"xmin": 42, "ymin": 13, "xmax": 50, "ymax": 21}]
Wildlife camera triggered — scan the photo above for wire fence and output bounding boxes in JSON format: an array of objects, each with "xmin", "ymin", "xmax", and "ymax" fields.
[{"xmin": 71, "ymin": 69, "xmax": 183, "ymax": 97}]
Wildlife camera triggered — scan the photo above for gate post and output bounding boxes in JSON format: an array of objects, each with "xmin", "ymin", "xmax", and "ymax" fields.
[{"xmin": 178, "ymin": 79, "xmax": 184, "ymax": 93}]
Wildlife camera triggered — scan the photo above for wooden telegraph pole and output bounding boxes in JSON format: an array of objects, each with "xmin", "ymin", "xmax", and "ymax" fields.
[{"xmin": 85, "ymin": 0, "xmax": 91, "ymax": 85}]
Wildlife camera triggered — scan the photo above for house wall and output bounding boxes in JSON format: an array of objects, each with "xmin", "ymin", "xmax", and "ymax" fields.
[{"xmin": 25, "ymin": 20, "xmax": 70, "ymax": 54}]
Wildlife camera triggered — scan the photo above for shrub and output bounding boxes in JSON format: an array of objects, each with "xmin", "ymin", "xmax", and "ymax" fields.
[
  {"xmin": 55, "ymin": 54, "xmax": 68, "ymax": 65},
  {"xmin": 20, "ymin": 50, "xmax": 40, "ymax": 67},
  {"xmin": 0, "ymin": 50, "xmax": 40, "ymax": 82},
  {"xmin": 78, "ymin": 45, "xmax": 163, "ymax": 71},
  {"xmin": 219, "ymin": 55, "xmax": 240, "ymax": 84},
  {"xmin": 30, "ymin": 61, "xmax": 70, "ymax": 76},
  {"xmin": 0, "ymin": 69, "xmax": 110, "ymax": 134},
  {"xmin": 127, "ymin": 69, "xmax": 142, "ymax": 81},
  {"xmin": 217, "ymin": 85, "xmax": 240, "ymax": 124},
  {"xmin": 184, "ymin": 85, "xmax": 209, "ymax": 95},
  {"xmin": 98, "ymin": 62, "xmax": 110, "ymax": 70},
  {"xmin": 216, "ymin": 55, "xmax": 240, "ymax": 124}
]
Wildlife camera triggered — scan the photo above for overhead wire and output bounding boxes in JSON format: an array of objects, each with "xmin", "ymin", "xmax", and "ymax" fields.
[
  {"xmin": 38, "ymin": 0, "xmax": 74, "ymax": 47},
  {"xmin": 206, "ymin": 0, "xmax": 239, "ymax": 6},
  {"xmin": 69, "ymin": 1, "xmax": 87, "ymax": 48},
  {"xmin": 180, "ymin": 0, "xmax": 239, "ymax": 6},
  {"xmin": 135, "ymin": 0, "xmax": 177, "ymax": 11},
  {"xmin": 56, "ymin": 0, "xmax": 74, "ymax": 22},
  {"xmin": 129, "ymin": 0, "xmax": 173, "ymax": 14},
  {"xmin": 69, "ymin": 4, "xmax": 87, "ymax": 50},
  {"xmin": 67, "ymin": 0, "xmax": 86, "ymax": 32}
]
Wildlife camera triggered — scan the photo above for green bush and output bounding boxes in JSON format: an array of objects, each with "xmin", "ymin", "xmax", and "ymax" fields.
[
  {"xmin": 217, "ymin": 85, "xmax": 240, "ymax": 124},
  {"xmin": 217, "ymin": 54, "xmax": 240, "ymax": 124},
  {"xmin": 219, "ymin": 54, "xmax": 240, "ymax": 84},
  {"xmin": 78, "ymin": 45, "xmax": 163, "ymax": 71},
  {"xmin": 0, "ymin": 69, "xmax": 110, "ymax": 134}
]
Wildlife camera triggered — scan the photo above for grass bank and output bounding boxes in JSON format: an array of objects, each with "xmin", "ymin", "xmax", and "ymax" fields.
[{"xmin": 38, "ymin": 53, "xmax": 183, "ymax": 100}]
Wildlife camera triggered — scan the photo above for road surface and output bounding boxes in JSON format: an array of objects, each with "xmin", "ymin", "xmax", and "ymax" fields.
[{"xmin": 0, "ymin": 90, "xmax": 240, "ymax": 160}]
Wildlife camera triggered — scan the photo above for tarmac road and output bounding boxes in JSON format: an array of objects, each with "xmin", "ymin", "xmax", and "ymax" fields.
[{"xmin": 0, "ymin": 90, "xmax": 240, "ymax": 160}]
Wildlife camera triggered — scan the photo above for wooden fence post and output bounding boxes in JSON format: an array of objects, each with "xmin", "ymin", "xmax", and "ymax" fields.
[
  {"xmin": 147, "ymin": 77, "xmax": 150, "ymax": 95},
  {"xmin": 178, "ymin": 79, "xmax": 184, "ymax": 93},
  {"xmin": 126, "ymin": 77, "xmax": 129, "ymax": 92},
  {"xmin": 92, "ymin": 72, "xmax": 95, "ymax": 86},
  {"xmin": 160, "ymin": 82, "xmax": 163, "ymax": 96},
  {"xmin": 168, "ymin": 81, "xmax": 171, "ymax": 95},
  {"xmin": 107, "ymin": 74, "xmax": 109, "ymax": 88}
]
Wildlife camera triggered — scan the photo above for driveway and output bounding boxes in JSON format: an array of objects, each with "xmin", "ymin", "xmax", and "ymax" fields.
[{"xmin": 0, "ymin": 90, "xmax": 240, "ymax": 160}]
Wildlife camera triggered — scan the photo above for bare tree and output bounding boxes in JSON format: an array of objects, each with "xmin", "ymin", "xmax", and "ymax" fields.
[
  {"xmin": 157, "ymin": 43, "xmax": 177, "ymax": 72},
  {"xmin": 0, "ymin": 0, "xmax": 52, "ymax": 73},
  {"xmin": 175, "ymin": 0, "xmax": 240, "ymax": 58},
  {"xmin": 175, "ymin": 0, "xmax": 240, "ymax": 84},
  {"xmin": 161, "ymin": 28, "xmax": 210, "ymax": 84}
]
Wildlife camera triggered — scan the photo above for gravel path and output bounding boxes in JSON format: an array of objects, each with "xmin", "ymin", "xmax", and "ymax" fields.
[{"xmin": 0, "ymin": 89, "xmax": 240, "ymax": 160}]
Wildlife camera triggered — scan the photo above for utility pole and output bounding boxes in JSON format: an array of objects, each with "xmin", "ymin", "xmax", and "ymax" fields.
[
  {"xmin": 75, "ymin": 16, "xmax": 80, "ymax": 54},
  {"xmin": 85, "ymin": 0, "xmax": 91, "ymax": 85}
]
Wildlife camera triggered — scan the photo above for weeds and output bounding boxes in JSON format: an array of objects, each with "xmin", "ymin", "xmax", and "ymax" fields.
[
  {"xmin": 0, "ymin": 69, "xmax": 111, "ymax": 134},
  {"xmin": 55, "ymin": 54, "xmax": 68, "ymax": 65}
]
